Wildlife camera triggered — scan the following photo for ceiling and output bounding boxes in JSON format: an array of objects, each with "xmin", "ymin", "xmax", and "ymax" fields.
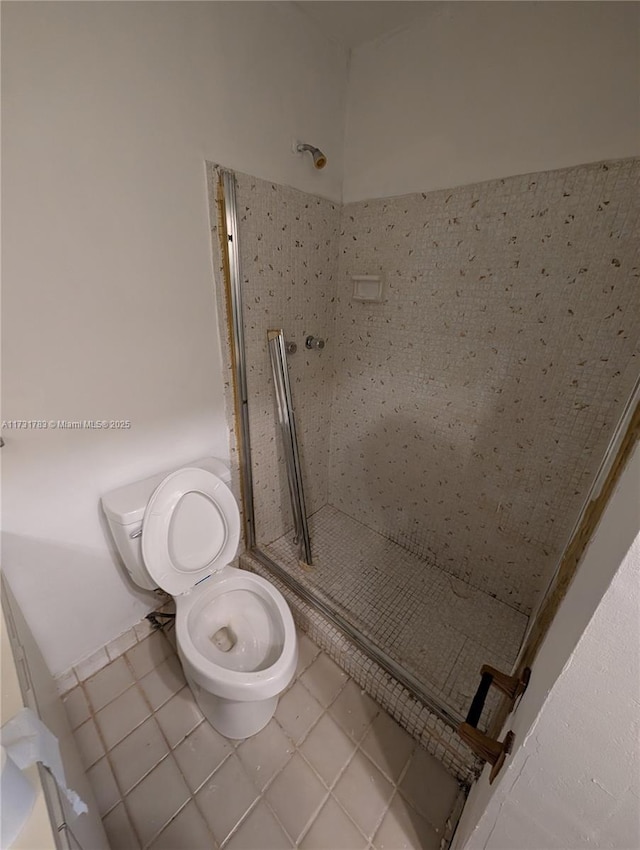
[{"xmin": 295, "ymin": 1, "xmax": 431, "ymax": 49}]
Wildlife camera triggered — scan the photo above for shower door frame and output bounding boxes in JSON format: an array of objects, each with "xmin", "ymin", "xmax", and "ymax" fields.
[
  {"xmin": 218, "ymin": 167, "xmax": 464, "ymax": 729},
  {"xmin": 217, "ymin": 166, "xmax": 640, "ymax": 736}
]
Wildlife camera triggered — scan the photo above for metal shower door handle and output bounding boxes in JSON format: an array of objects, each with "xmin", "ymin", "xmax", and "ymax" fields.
[{"xmin": 267, "ymin": 329, "xmax": 312, "ymax": 566}]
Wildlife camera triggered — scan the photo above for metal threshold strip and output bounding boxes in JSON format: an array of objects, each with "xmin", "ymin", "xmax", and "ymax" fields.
[{"xmin": 250, "ymin": 546, "xmax": 465, "ymax": 730}]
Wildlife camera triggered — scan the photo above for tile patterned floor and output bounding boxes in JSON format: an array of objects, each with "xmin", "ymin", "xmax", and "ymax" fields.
[
  {"xmin": 65, "ymin": 626, "xmax": 464, "ymax": 849},
  {"xmin": 265, "ymin": 506, "xmax": 529, "ymax": 728}
]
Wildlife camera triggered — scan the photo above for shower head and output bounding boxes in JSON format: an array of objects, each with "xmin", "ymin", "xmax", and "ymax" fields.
[{"xmin": 296, "ymin": 142, "xmax": 327, "ymax": 170}]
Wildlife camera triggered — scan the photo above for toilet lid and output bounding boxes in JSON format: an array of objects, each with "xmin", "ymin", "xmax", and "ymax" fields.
[{"xmin": 141, "ymin": 467, "xmax": 240, "ymax": 595}]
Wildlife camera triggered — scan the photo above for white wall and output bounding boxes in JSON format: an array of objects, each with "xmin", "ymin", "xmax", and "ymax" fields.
[
  {"xmin": 343, "ymin": 1, "xmax": 640, "ymax": 201},
  {"xmin": 453, "ymin": 445, "xmax": 640, "ymax": 850},
  {"xmin": 1, "ymin": 1, "xmax": 347, "ymax": 675},
  {"xmin": 4, "ymin": 0, "xmax": 639, "ymax": 680}
]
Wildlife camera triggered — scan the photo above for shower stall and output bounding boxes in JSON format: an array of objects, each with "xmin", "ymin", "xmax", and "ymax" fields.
[{"xmin": 208, "ymin": 159, "xmax": 639, "ymax": 774}]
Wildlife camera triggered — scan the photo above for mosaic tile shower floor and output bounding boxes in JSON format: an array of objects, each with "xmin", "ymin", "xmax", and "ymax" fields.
[
  {"xmin": 264, "ymin": 506, "xmax": 529, "ymax": 726},
  {"xmin": 66, "ymin": 627, "xmax": 464, "ymax": 849}
]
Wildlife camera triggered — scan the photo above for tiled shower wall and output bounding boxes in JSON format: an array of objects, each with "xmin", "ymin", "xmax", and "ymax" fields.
[
  {"xmin": 210, "ymin": 167, "xmax": 340, "ymax": 547},
  {"xmin": 330, "ymin": 159, "xmax": 640, "ymax": 614},
  {"xmin": 209, "ymin": 158, "xmax": 639, "ymax": 618}
]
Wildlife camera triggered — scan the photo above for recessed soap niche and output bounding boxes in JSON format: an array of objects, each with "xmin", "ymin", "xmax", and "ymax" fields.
[{"xmin": 352, "ymin": 274, "xmax": 384, "ymax": 302}]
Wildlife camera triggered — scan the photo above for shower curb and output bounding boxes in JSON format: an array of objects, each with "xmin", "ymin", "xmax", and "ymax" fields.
[{"xmin": 241, "ymin": 551, "xmax": 480, "ymax": 786}]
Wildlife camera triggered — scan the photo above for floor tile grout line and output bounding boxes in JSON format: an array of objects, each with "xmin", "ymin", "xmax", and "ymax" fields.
[
  {"xmin": 284, "ymin": 787, "xmax": 332, "ymax": 848},
  {"xmin": 79, "ymin": 630, "xmax": 172, "ymax": 719},
  {"xmin": 97, "ymin": 678, "xmax": 154, "ymax": 748},
  {"xmin": 327, "ymin": 787, "xmax": 377, "ymax": 845},
  {"xmin": 394, "ymin": 744, "xmax": 466, "ymax": 836},
  {"xmin": 333, "ymin": 740, "xmax": 399, "ymax": 843},
  {"xmin": 221, "ymin": 740, "xmax": 299, "ymax": 848},
  {"xmin": 250, "ymin": 669, "xmax": 375, "ymax": 845},
  {"xmin": 217, "ymin": 795, "xmax": 263, "ymax": 849},
  {"xmin": 72, "ymin": 717, "xmax": 105, "ymax": 771},
  {"xmin": 78, "ymin": 677, "xmax": 129, "ymax": 819},
  {"xmin": 259, "ymin": 796, "xmax": 297, "ymax": 850},
  {"xmin": 188, "ymin": 751, "xmax": 238, "ymax": 844},
  {"xmin": 124, "ymin": 649, "xmax": 177, "ymax": 705},
  {"xmin": 91, "ymin": 700, "xmax": 172, "ymax": 848},
  {"xmin": 116, "ymin": 721, "xmax": 173, "ymax": 793},
  {"xmin": 139, "ymin": 793, "xmax": 194, "ymax": 850},
  {"xmin": 356, "ymin": 736, "xmax": 416, "ymax": 789},
  {"xmin": 123, "ymin": 689, "xmax": 218, "ymax": 845},
  {"xmin": 133, "ymin": 714, "xmax": 226, "ymax": 847},
  {"xmin": 296, "ymin": 653, "xmax": 351, "ymax": 711},
  {"xmin": 80, "ymin": 658, "xmax": 136, "ymax": 716},
  {"xmin": 371, "ymin": 787, "xmax": 400, "ymax": 848},
  {"xmin": 77, "ymin": 624, "xmax": 463, "ymax": 850},
  {"xmin": 63, "ymin": 615, "xmax": 158, "ymax": 691},
  {"xmin": 292, "ymin": 707, "xmax": 399, "ymax": 844},
  {"xmin": 84, "ymin": 633, "xmax": 191, "ymax": 847},
  {"xmin": 187, "ymin": 743, "xmax": 234, "ymax": 797},
  {"xmin": 296, "ymin": 717, "xmax": 358, "ymax": 793}
]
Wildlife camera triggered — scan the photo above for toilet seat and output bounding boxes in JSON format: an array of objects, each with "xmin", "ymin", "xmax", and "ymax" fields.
[
  {"xmin": 102, "ymin": 457, "xmax": 298, "ymax": 739},
  {"xmin": 142, "ymin": 467, "xmax": 240, "ymax": 596}
]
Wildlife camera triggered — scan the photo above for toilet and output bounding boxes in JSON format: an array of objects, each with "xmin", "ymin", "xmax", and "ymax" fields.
[{"xmin": 101, "ymin": 458, "xmax": 297, "ymax": 739}]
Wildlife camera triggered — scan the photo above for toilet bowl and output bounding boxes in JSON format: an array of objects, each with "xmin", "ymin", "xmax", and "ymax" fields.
[
  {"xmin": 176, "ymin": 565, "xmax": 296, "ymax": 738},
  {"xmin": 102, "ymin": 458, "xmax": 297, "ymax": 739}
]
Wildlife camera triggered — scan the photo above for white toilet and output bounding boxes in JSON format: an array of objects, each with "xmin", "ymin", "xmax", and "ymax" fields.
[{"xmin": 102, "ymin": 458, "xmax": 297, "ymax": 739}]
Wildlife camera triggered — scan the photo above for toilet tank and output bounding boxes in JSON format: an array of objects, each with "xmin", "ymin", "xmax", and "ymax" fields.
[{"xmin": 101, "ymin": 457, "xmax": 232, "ymax": 592}]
